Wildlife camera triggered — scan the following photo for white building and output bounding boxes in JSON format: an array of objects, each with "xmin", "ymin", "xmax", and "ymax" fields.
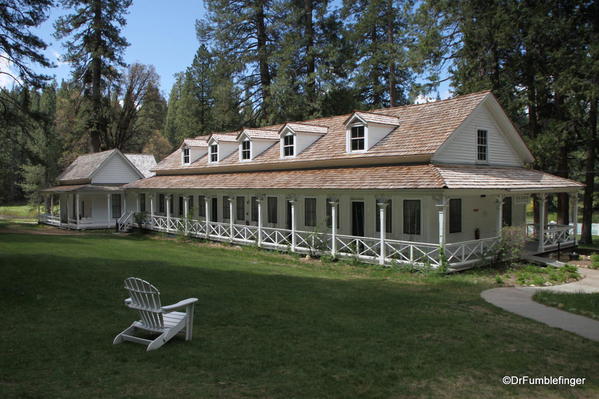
[{"xmin": 41, "ymin": 91, "xmax": 582, "ymax": 269}]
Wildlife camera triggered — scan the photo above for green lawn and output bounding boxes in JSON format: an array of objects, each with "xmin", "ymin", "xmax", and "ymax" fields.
[
  {"xmin": 534, "ymin": 291, "xmax": 599, "ymax": 320},
  {"xmin": 0, "ymin": 204, "xmax": 38, "ymax": 222},
  {"xmin": 1, "ymin": 225, "xmax": 598, "ymax": 398}
]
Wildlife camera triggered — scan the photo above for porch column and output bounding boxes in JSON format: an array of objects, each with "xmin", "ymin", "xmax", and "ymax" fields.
[
  {"xmin": 149, "ymin": 194, "xmax": 154, "ymax": 218},
  {"xmin": 377, "ymin": 200, "xmax": 388, "ymax": 265},
  {"xmin": 228, "ymin": 196, "xmax": 234, "ymax": 242},
  {"xmin": 183, "ymin": 196, "xmax": 189, "ymax": 235},
  {"xmin": 76, "ymin": 193, "xmax": 80, "ymax": 229},
  {"xmin": 257, "ymin": 197, "xmax": 263, "ymax": 247},
  {"xmin": 496, "ymin": 195, "xmax": 504, "ymax": 237},
  {"xmin": 570, "ymin": 192, "xmax": 578, "ymax": 245},
  {"xmin": 289, "ymin": 198, "xmax": 297, "ymax": 252},
  {"xmin": 166, "ymin": 195, "xmax": 171, "ymax": 232},
  {"xmin": 538, "ymin": 193, "xmax": 546, "ymax": 253},
  {"xmin": 436, "ymin": 197, "xmax": 448, "ymax": 247},
  {"xmin": 205, "ymin": 196, "xmax": 211, "ymax": 239},
  {"xmin": 107, "ymin": 194, "xmax": 111, "ymax": 227},
  {"xmin": 329, "ymin": 199, "xmax": 338, "ymax": 257}
]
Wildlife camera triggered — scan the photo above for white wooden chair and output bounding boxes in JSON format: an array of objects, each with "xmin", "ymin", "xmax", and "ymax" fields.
[{"xmin": 113, "ymin": 277, "xmax": 198, "ymax": 351}]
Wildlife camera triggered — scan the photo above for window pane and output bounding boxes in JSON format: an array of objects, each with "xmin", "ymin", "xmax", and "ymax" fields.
[
  {"xmin": 198, "ymin": 196, "xmax": 206, "ymax": 217},
  {"xmin": 189, "ymin": 196, "xmax": 194, "ymax": 216},
  {"xmin": 449, "ymin": 198, "xmax": 462, "ymax": 233},
  {"xmin": 210, "ymin": 144, "xmax": 218, "ymax": 162},
  {"xmin": 179, "ymin": 196, "xmax": 184, "ymax": 216},
  {"xmin": 236, "ymin": 196, "xmax": 245, "ymax": 221},
  {"xmin": 140, "ymin": 193, "xmax": 146, "ymax": 212},
  {"xmin": 251, "ymin": 197, "xmax": 258, "ymax": 222},
  {"xmin": 223, "ymin": 196, "xmax": 230, "ymax": 219},
  {"xmin": 305, "ymin": 198, "xmax": 316, "ymax": 227},
  {"xmin": 502, "ymin": 197, "xmax": 512, "ymax": 227},
  {"xmin": 159, "ymin": 194, "xmax": 165, "ymax": 213},
  {"xmin": 403, "ymin": 200, "xmax": 421, "ymax": 235},
  {"xmin": 477, "ymin": 129, "xmax": 487, "ymax": 161},
  {"xmin": 111, "ymin": 194, "xmax": 121, "ymax": 218},
  {"xmin": 267, "ymin": 197, "xmax": 278, "ymax": 224}
]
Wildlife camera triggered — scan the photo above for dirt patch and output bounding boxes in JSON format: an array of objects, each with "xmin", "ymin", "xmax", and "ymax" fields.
[{"xmin": 0, "ymin": 224, "xmax": 87, "ymax": 236}]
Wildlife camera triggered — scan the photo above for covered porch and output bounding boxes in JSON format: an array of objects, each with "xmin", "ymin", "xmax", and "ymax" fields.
[{"xmin": 39, "ymin": 184, "xmax": 127, "ymax": 230}]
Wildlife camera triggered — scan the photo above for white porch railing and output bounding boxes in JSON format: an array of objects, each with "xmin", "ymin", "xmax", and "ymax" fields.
[
  {"xmin": 526, "ymin": 223, "xmax": 575, "ymax": 249},
  {"xmin": 39, "ymin": 213, "xmax": 60, "ymax": 226},
  {"xmin": 140, "ymin": 214, "xmax": 509, "ymax": 269},
  {"xmin": 117, "ymin": 211, "xmax": 135, "ymax": 231}
]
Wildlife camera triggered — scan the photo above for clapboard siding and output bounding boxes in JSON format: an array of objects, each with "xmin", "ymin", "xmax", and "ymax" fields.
[
  {"xmin": 432, "ymin": 103, "xmax": 523, "ymax": 166},
  {"xmin": 92, "ymin": 154, "xmax": 140, "ymax": 184}
]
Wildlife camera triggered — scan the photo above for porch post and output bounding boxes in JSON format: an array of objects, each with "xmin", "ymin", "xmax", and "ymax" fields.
[
  {"xmin": 76, "ymin": 193, "xmax": 80, "ymax": 229},
  {"xmin": 436, "ymin": 197, "xmax": 447, "ymax": 247},
  {"xmin": 149, "ymin": 194, "xmax": 154, "ymax": 218},
  {"xmin": 496, "ymin": 195, "xmax": 504, "ymax": 237},
  {"xmin": 289, "ymin": 198, "xmax": 296, "ymax": 252},
  {"xmin": 166, "ymin": 194, "xmax": 171, "ymax": 232},
  {"xmin": 228, "ymin": 196, "xmax": 234, "ymax": 242},
  {"xmin": 538, "ymin": 193, "xmax": 546, "ymax": 253},
  {"xmin": 257, "ymin": 197, "xmax": 263, "ymax": 247},
  {"xmin": 183, "ymin": 196, "xmax": 189, "ymax": 235},
  {"xmin": 377, "ymin": 200, "xmax": 388, "ymax": 265},
  {"xmin": 329, "ymin": 199, "xmax": 338, "ymax": 257},
  {"xmin": 107, "ymin": 194, "xmax": 111, "ymax": 227},
  {"xmin": 570, "ymin": 192, "xmax": 578, "ymax": 245},
  {"xmin": 205, "ymin": 196, "xmax": 211, "ymax": 239}
]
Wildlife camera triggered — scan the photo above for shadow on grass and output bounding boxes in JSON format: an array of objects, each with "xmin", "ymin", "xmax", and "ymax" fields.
[{"xmin": 1, "ymin": 233, "xmax": 599, "ymax": 398}]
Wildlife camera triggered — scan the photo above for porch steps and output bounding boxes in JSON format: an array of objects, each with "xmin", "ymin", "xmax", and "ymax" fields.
[{"xmin": 522, "ymin": 254, "xmax": 566, "ymax": 268}]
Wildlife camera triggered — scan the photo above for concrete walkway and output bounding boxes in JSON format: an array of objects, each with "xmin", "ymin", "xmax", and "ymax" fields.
[{"xmin": 481, "ymin": 268, "xmax": 599, "ymax": 342}]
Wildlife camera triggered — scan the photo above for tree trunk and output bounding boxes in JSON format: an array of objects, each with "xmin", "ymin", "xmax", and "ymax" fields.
[
  {"xmin": 386, "ymin": 0, "xmax": 396, "ymax": 107},
  {"xmin": 89, "ymin": 0, "xmax": 102, "ymax": 152},
  {"xmin": 304, "ymin": 0, "xmax": 315, "ymax": 107},
  {"xmin": 581, "ymin": 96, "xmax": 597, "ymax": 244},
  {"xmin": 255, "ymin": 1, "xmax": 271, "ymax": 120},
  {"xmin": 557, "ymin": 143, "xmax": 570, "ymax": 225}
]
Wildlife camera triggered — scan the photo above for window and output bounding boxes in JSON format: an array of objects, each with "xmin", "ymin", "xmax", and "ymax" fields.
[
  {"xmin": 350, "ymin": 126, "xmax": 365, "ymax": 151},
  {"xmin": 179, "ymin": 196, "xmax": 184, "ymax": 216},
  {"xmin": 304, "ymin": 198, "xmax": 317, "ymax": 227},
  {"xmin": 267, "ymin": 196, "xmax": 278, "ymax": 224},
  {"xmin": 198, "ymin": 196, "xmax": 206, "ymax": 217},
  {"xmin": 283, "ymin": 134, "xmax": 294, "ymax": 157},
  {"xmin": 183, "ymin": 147, "xmax": 190, "ymax": 164},
  {"xmin": 159, "ymin": 194, "xmax": 165, "ymax": 213},
  {"xmin": 403, "ymin": 200, "xmax": 421, "ymax": 235},
  {"xmin": 72, "ymin": 195, "xmax": 76, "ymax": 218},
  {"xmin": 210, "ymin": 144, "xmax": 218, "ymax": 162},
  {"xmin": 375, "ymin": 200, "xmax": 392, "ymax": 233},
  {"xmin": 169, "ymin": 194, "xmax": 173, "ymax": 214},
  {"xmin": 449, "ymin": 198, "xmax": 462, "ymax": 233},
  {"xmin": 111, "ymin": 194, "xmax": 122, "ymax": 219},
  {"xmin": 326, "ymin": 199, "xmax": 339, "ymax": 228},
  {"xmin": 477, "ymin": 129, "xmax": 488, "ymax": 161},
  {"xmin": 502, "ymin": 196, "xmax": 512, "ymax": 227},
  {"xmin": 189, "ymin": 196, "xmax": 194, "ymax": 217},
  {"xmin": 140, "ymin": 193, "xmax": 146, "ymax": 212},
  {"xmin": 241, "ymin": 140, "xmax": 251, "ymax": 160},
  {"xmin": 211, "ymin": 197, "xmax": 218, "ymax": 221},
  {"xmin": 251, "ymin": 197, "xmax": 259, "ymax": 222},
  {"xmin": 236, "ymin": 196, "xmax": 245, "ymax": 221},
  {"xmin": 223, "ymin": 196, "xmax": 230, "ymax": 219}
]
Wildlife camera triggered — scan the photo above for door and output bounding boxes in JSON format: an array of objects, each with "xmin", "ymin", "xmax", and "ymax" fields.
[
  {"xmin": 286, "ymin": 200, "xmax": 292, "ymax": 230},
  {"xmin": 211, "ymin": 197, "xmax": 218, "ymax": 222},
  {"xmin": 352, "ymin": 201, "xmax": 365, "ymax": 237}
]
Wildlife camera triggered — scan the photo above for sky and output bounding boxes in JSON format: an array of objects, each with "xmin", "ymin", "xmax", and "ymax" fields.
[{"xmin": 6, "ymin": 0, "xmax": 451, "ymax": 101}]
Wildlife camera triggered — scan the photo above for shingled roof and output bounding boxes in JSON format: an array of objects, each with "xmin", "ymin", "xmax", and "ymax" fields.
[
  {"xmin": 154, "ymin": 91, "xmax": 492, "ymax": 173},
  {"xmin": 124, "ymin": 164, "xmax": 581, "ymax": 191},
  {"xmin": 57, "ymin": 149, "xmax": 116, "ymax": 183}
]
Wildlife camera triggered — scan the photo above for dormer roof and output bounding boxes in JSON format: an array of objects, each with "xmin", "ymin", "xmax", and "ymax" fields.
[
  {"xmin": 279, "ymin": 122, "xmax": 328, "ymax": 136},
  {"xmin": 208, "ymin": 132, "xmax": 238, "ymax": 144},
  {"xmin": 237, "ymin": 129, "xmax": 280, "ymax": 141},
  {"xmin": 182, "ymin": 138, "xmax": 208, "ymax": 147},
  {"xmin": 344, "ymin": 111, "xmax": 400, "ymax": 126}
]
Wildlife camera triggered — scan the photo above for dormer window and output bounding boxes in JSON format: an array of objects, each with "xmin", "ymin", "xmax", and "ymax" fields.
[
  {"xmin": 210, "ymin": 144, "xmax": 218, "ymax": 162},
  {"xmin": 182, "ymin": 147, "xmax": 190, "ymax": 164},
  {"xmin": 350, "ymin": 126, "xmax": 365, "ymax": 151},
  {"xmin": 477, "ymin": 129, "xmax": 488, "ymax": 162},
  {"xmin": 283, "ymin": 134, "xmax": 295, "ymax": 157},
  {"xmin": 241, "ymin": 140, "xmax": 251, "ymax": 160}
]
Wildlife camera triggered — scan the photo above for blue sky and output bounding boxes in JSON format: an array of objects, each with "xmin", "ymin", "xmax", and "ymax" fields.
[
  {"xmin": 23, "ymin": 0, "xmax": 451, "ymax": 101},
  {"xmin": 32, "ymin": 0, "xmax": 205, "ymax": 97}
]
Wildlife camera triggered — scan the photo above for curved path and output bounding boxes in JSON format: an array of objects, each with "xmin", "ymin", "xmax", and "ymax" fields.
[{"xmin": 481, "ymin": 268, "xmax": 599, "ymax": 342}]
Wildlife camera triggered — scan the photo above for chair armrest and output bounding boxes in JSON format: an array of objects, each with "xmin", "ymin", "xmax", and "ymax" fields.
[{"xmin": 161, "ymin": 297, "xmax": 198, "ymax": 312}]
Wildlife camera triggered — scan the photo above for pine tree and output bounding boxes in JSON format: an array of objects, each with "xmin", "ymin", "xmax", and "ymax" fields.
[{"xmin": 54, "ymin": 0, "xmax": 132, "ymax": 152}]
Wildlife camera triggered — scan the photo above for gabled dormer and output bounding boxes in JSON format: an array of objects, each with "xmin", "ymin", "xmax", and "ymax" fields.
[
  {"xmin": 278, "ymin": 123, "xmax": 328, "ymax": 158},
  {"xmin": 343, "ymin": 112, "xmax": 399, "ymax": 153},
  {"xmin": 207, "ymin": 133, "xmax": 238, "ymax": 163},
  {"xmin": 180, "ymin": 138, "xmax": 208, "ymax": 166},
  {"xmin": 236, "ymin": 129, "xmax": 279, "ymax": 161}
]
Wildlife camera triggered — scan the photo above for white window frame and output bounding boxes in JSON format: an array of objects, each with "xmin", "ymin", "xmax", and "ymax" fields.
[
  {"xmin": 240, "ymin": 139, "xmax": 251, "ymax": 161},
  {"xmin": 476, "ymin": 129, "xmax": 488, "ymax": 163},
  {"xmin": 304, "ymin": 197, "xmax": 317, "ymax": 228},
  {"xmin": 182, "ymin": 147, "xmax": 190, "ymax": 164},
  {"xmin": 209, "ymin": 144, "xmax": 218, "ymax": 163},
  {"xmin": 402, "ymin": 198, "xmax": 422, "ymax": 236},
  {"xmin": 281, "ymin": 133, "xmax": 295, "ymax": 158},
  {"xmin": 347, "ymin": 123, "xmax": 367, "ymax": 153}
]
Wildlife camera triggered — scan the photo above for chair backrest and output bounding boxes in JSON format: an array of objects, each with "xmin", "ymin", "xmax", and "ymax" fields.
[{"xmin": 123, "ymin": 277, "xmax": 164, "ymax": 330}]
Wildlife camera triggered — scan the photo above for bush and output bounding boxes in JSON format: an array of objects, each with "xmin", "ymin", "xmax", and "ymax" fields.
[
  {"xmin": 492, "ymin": 226, "xmax": 527, "ymax": 266},
  {"xmin": 591, "ymin": 254, "xmax": 599, "ymax": 269}
]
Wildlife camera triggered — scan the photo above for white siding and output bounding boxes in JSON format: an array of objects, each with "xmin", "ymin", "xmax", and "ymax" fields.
[
  {"xmin": 91, "ymin": 154, "xmax": 140, "ymax": 184},
  {"xmin": 432, "ymin": 102, "xmax": 523, "ymax": 166},
  {"xmin": 366, "ymin": 123, "xmax": 394, "ymax": 150}
]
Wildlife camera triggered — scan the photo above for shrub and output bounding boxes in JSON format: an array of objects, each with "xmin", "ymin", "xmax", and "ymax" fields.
[
  {"xmin": 591, "ymin": 254, "xmax": 599, "ymax": 269},
  {"xmin": 492, "ymin": 226, "xmax": 527, "ymax": 266}
]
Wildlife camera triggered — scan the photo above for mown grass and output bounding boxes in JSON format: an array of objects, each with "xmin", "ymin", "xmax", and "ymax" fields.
[
  {"xmin": 534, "ymin": 291, "xmax": 599, "ymax": 320},
  {"xmin": 0, "ymin": 204, "xmax": 37, "ymax": 220},
  {"xmin": 1, "ymin": 225, "xmax": 598, "ymax": 398}
]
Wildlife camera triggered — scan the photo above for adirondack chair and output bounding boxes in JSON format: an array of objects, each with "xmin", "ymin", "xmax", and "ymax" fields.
[{"xmin": 113, "ymin": 277, "xmax": 198, "ymax": 351}]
